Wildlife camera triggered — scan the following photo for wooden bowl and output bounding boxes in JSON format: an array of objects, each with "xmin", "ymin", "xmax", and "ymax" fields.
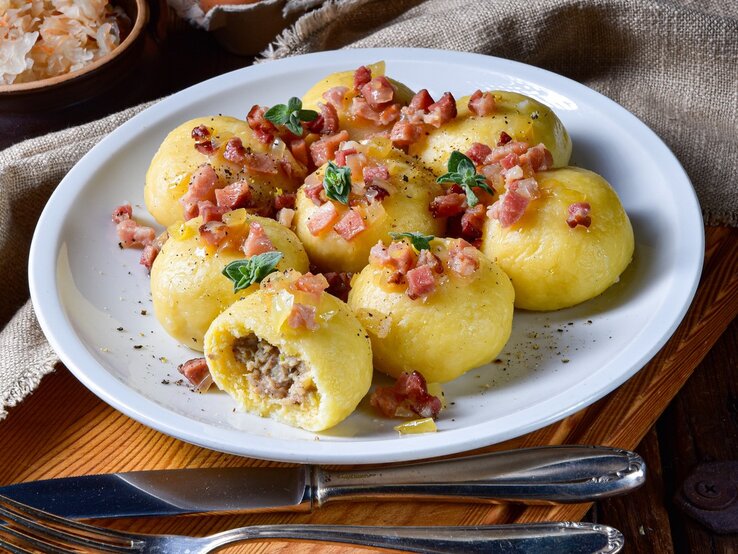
[{"xmin": 0, "ymin": 0, "xmax": 149, "ymax": 112}]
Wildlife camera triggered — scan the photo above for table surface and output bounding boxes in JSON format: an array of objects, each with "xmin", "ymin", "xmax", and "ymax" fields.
[{"xmin": 2, "ymin": 13, "xmax": 738, "ymax": 554}]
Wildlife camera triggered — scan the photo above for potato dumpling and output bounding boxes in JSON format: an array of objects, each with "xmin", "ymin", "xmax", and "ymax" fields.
[
  {"xmin": 348, "ymin": 237, "xmax": 514, "ymax": 383},
  {"xmin": 204, "ymin": 271, "xmax": 373, "ymax": 431},
  {"xmin": 409, "ymin": 91, "xmax": 572, "ymax": 175},
  {"xmin": 481, "ymin": 167, "xmax": 634, "ymax": 311},
  {"xmin": 145, "ymin": 115, "xmax": 304, "ymax": 227},
  {"xmin": 292, "ymin": 139, "xmax": 445, "ymax": 273},
  {"xmin": 151, "ymin": 211, "xmax": 309, "ymax": 350},
  {"xmin": 302, "ymin": 61, "xmax": 415, "ymax": 141}
]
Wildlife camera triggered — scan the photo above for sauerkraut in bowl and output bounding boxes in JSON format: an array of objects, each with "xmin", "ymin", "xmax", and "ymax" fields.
[{"xmin": 0, "ymin": 0, "xmax": 130, "ymax": 86}]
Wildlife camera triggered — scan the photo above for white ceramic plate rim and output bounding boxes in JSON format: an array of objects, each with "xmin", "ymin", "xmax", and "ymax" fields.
[{"xmin": 29, "ymin": 48, "xmax": 704, "ymax": 464}]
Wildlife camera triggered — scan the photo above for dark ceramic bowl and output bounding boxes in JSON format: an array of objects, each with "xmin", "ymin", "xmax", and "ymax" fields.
[{"xmin": 0, "ymin": 0, "xmax": 149, "ymax": 112}]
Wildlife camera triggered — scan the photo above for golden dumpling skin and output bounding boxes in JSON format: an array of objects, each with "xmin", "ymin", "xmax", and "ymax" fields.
[
  {"xmin": 204, "ymin": 272, "xmax": 373, "ymax": 431},
  {"xmin": 348, "ymin": 238, "xmax": 515, "ymax": 383},
  {"xmin": 409, "ymin": 91, "xmax": 572, "ymax": 175},
  {"xmin": 481, "ymin": 167, "xmax": 634, "ymax": 311},
  {"xmin": 301, "ymin": 61, "xmax": 415, "ymax": 140},
  {"xmin": 293, "ymin": 142, "xmax": 445, "ymax": 273},
  {"xmin": 145, "ymin": 116, "xmax": 304, "ymax": 227},
  {"xmin": 151, "ymin": 212, "xmax": 309, "ymax": 351}
]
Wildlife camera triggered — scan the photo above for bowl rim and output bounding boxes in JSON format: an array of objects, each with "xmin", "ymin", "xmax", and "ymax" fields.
[{"xmin": 0, "ymin": 0, "xmax": 149, "ymax": 94}]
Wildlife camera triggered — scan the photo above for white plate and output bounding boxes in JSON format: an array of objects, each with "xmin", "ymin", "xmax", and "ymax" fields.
[{"xmin": 29, "ymin": 48, "xmax": 704, "ymax": 464}]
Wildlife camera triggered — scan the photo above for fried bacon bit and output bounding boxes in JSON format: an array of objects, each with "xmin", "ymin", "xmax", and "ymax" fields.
[
  {"xmin": 447, "ymin": 240, "xmax": 480, "ymax": 276},
  {"xmin": 309, "ymin": 130, "xmax": 350, "ymax": 167},
  {"xmin": 323, "ymin": 86, "xmax": 349, "ymax": 109},
  {"xmin": 378, "ymin": 103, "xmax": 401, "ymax": 125},
  {"xmin": 198, "ymin": 220, "xmax": 228, "ymax": 247},
  {"xmin": 363, "ymin": 164, "xmax": 390, "ymax": 185},
  {"xmin": 488, "ymin": 178, "xmax": 537, "ymax": 228},
  {"xmin": 194, "ymin": 141, "xmax": 216, "ymax": 155},
  {"xmin": 409, "ymin": 89, "xmax": 434, "ymax": 111},
  {"xmin": 307, "ymin": 201, "xmax": 339, "ymax": 235},
  {"xmin": 276, "ymin": 208, "xmax": 295, "ymax": 227},
  {"xmin": 247, "ymin": 104, "xmax": 277, "ymax": 144},
  {"xmin": 323, "ymin": 271, "xmax": 353, "ymax": 302},
  {"xmin": 465, "ymin": 142, "xmax": 492, "ymax": 165},
  {"xmin": 333, "ymin": 208, "xmax": 367, "ymax": 241},
  {"xmin": 180, "ymin": 164, "xmax": 218, "ymax": 220},
  {"xmin": 370, "ymin": 371, "xmax": 442, "ymax": 419},
  {"xmin": 521, "ymin": 143, "xmax": 554, "ymax": 172},
  {"xmin": 417, "ymin": 249, "xmax": 443, "ymax": 274},
  {"xmin": 178, "ymin": 358, "xmax": 213, "ymax": 392},
  {"xmin": 304, "ymin": 175, "xmax": 325, "ymax": 206},
  {"xmin": 242, "ymin": 222, "xmax": 276, "ymax": 256},
  {"xmin": 423, "ymin": 92, "xmax": 457, "ymax": 128},
  {"xmin": 116, "ymin": 219, "xmax": 156, "ymax": 248},
  {"xmin": 139, "ymin": 244, "xmax": 159, "ymax": 271},
  {"xmin": 360, "ymin": 76, "xmax": 395, "ymax": 110},
  {"xmin": 243, "ymin": 151, "xmax": 278, "ymax": 175},
  {"xmin": 112, "ymin": 203, "xmax": 132, "ymax": 224},
  {"xmin": 287, "ymin": 303, "xmax": 318, "ymax": 331},
  {"xmin": 308, "ymin": 102, "xmax": 340, "ymax": 135},
  {"xmin": 390, "ymin": 120, "xmax": 424, "ymax": 147},
  {"xmin": 369, "ymin": 241, "xmax": 418, "ymax": 274},
  {"xmin": 353, "ymin": 65, "xmax": 372, "ymax": 91},
  {"xmin": 335, "ymin": 148, "xmax": 357, "ymax": 166},
  {"xmin": 497, "ymin": 131, "xmax": 512, "ymax": 146},
  {"xmin": 288, "ymin": 138, "xmax": 309, "ymax": 166},
  {"xmin": 197, "ymin": 200, "xmax": 228, "ymax": 223},
  {"xmin": 274, "ymin": 192, "xmax": 296, "ymax": 210},
  {"xmin": 365, "ymin": 185, "xmax": 390, "ymax": 204},
  {"xmin": 293, "ymin": 272, "xmax": 329, "ymax": 301},
  {"xmin": 500, "ymin": 152, "xmax": 520, "ymax": 171},
  {"xmin": 484, "ymin": 141, "xmax": 530, "ymax": 165},
  {"xmin": 406, "ymin": 264, "xmax": 436, "ymax": 300},
  {"xmin": 430, "ymin": 191, "xmax": 467, "ymax": 218},
  {"xmin": 567, "ymin": 202, "xmax": 592, "ymax": 228},
  {"xmin": 215, "ymin": 180, "xmax": 251, "ymax": 210},
  {"xmin": 460, "ymin": 204, "xmax": 487, "ymax": 241},
  {"xmin": 468, "ymin": 89, "xmax": 495, "ymax": 116},
  {"xmin": 191, "ymin": 125, "xmax": 210, "ymax": 141}
]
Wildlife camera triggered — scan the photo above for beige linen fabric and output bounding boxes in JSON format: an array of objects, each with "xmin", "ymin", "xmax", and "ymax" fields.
[{"xmin": 1, "ymin": 0, "xmax": 736, "ymax": 418}]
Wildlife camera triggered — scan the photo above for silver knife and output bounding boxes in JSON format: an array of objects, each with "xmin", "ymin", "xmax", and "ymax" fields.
[{"xmin": 0, "ymin": 445, "xmax": 645, "ymax": 519}]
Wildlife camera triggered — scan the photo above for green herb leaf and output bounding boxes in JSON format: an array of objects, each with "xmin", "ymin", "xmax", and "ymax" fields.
[
  {"xmin": 222, "ymin": 251, "xmax": 283, "ymax": 292},
  {"xmin": 264, "ymin": 97, "xmax": 319, "ymax": 137},
  {"xmin": 436, "ymin": 150, "xmax": 495, "ymax": 208},
  {"xmin": 323, "ymin": 161, "xmax": 352, "ymax": 204},
  {"xmin": 390, "ymin": 232, "xmax": 435, "ymax": 252}
]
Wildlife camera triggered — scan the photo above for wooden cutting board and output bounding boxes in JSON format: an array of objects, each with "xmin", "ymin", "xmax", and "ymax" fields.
[{"xmin": 2, "ymin": 226, "xmax": 737, "ymax": 553}]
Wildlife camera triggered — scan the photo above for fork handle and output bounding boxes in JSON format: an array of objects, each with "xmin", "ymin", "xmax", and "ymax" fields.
[
  {"xmin": 314, "ymin": 445, "xmax": 645, "ymax": 505},
  {"xmin": 208, "ymin": 522, "xmax": 624, "ymax": 553}
]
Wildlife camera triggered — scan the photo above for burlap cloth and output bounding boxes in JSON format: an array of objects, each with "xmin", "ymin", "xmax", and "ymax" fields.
[{"xmin": 1, "ymin": 0, "xmax": 736, "ymax": 419}]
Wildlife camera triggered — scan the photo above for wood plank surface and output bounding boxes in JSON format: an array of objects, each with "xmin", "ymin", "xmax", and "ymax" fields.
[{"xmin": 1, "ymin": 227, "xmax": 737, "ymax": 553}]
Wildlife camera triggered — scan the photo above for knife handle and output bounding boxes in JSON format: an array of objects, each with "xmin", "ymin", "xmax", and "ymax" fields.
[{"xmin": 312, "ymin": 445, "xmax": 645, "ymax": 506}]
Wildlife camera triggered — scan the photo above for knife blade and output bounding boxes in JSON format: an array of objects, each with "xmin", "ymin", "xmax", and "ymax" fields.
[{"xmin": 0, "ymin": 445, "xmax": 645, "ymax": 519}]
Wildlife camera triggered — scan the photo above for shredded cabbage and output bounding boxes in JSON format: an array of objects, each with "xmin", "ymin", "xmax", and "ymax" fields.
[{"xmin": 0, "ymin": 0, "xmax": 127, "ymax": 85}]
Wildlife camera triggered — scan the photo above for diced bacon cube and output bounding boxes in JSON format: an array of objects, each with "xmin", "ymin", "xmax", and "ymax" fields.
[
  {"xmin": 468, "ymin": 90, "xmax": 495, "ymax": 116},
  {"xmin": 447, "ymin": 242, "xmax": 480, "ymax": 276},
  {"xmin": 378, "ymin": 103, "xmax": 401, "ymax": 125},
  {"xmin": 323, "ymin": 86, "xmax": 349, "ymax": 109},
  {"xmin": 406, "ymin": 264, "xmax": 437, "ymax": 300},
  {"xmin": 522, "ymin": 143, "xmax": 554, "ymax": 172},
  {"xmin": 307, "ymin": 201, "xmax": 339, "ymax": 235},
  {"xmin": 497, "ymin": 131, "xmax": 512, "ymax": 146},
  {"xmin": 274, "ymin": 193, "xmax": 296, "ymax": 210},
  {"xmin": 287, "ymin": 303, "xmax": 318, "ymax": 331},
  {"xmin": 293, "ymin": 272, "xmax": 330, "ymax": 301},
  {"xmin": 276, "ymin": 208, "xmax": 295, "ymax": 228},
  {"xmin": 243, "ymin": 151, "xmax": 277, "ymax": 174},
  {"xmin": 247, "ymin": 104, "xmax": 276, "ymax": 144},
  {"xmin": 242, "ymin": 221, "xmax": 276, "ymax": 256},
  {"xmin": 198, "ymin": 220, "xmax": 228, "ymax": 247},
  {"xmin": 333, "ymin": 208, "xmax": 367, "ymax": 241},
  {"xmin": 215, "ymin": 180, "xmax": 252, "ymax": 210},
  {"xmin": 429, "ymin": 192, "xmax": 467, "ymax": 218},
  {"xmin": 197, "ymin": 200, "xmax": 228, "ymax": 223},
  {"xmin": 460, "ymin": 204, "xmax": 487, "ymax": 241},
  {"xmin": 363, "ymin": 164, "xmax": 390, "ymax": 185},
  {"xmin": 307, "ymin": 102, "xmax": 340, "ymax": 135},
  {"xmin": 309, "ymin": 130, "xmax": 350, "ymax": 167},
  {"xmin": 490, "ymin": 189, "xmax": 531, "ymax": 228},
  {"xmin": 423, "ymin": 92, "xmax": 457, "ymax": 128},
  {"xmin": 567, "ymin": 202, "xmax": 592, "ymax": 228},
  {"xmin": 223, "ymin": 137, "xmax": 246, "ymax": 164},
  {"xmin": 466, "ymin": 143, "xmax": 492, "ymax": 165},
  {"xmin": 178, "ymin": 358, "xmax": 213, "ymax": 392},
  {"xmin": 409, "ymin": 89, "xmax": 434, "ymax": 111},
  {"xmin": 417, "ymin": 249, "xmax": 443, "ymax": 274},
  {"xmin": 500, "ymin": 152, "xmax": 520, "ymax": 170},
  {"xmin": 370, "ymin": 370, "xmax": 442, "ymax": 419},
  {"xmin": 112, "ymin": 203, "xmax": 132, "ymax": 224},
  {"xmin": 288, "ymin": 138, "xmax": 309, "ymax": 167},
  {"xmin": 390, "ymin": 121, "xmax": 423, "ymax": 147},
  {"xmin": 191, "ymin": 125, "xmax": 211, "ymax": 141},
  {"xmin": 139, "ymin": 244, "xmax": 159, "ymax": 272},
  {"xmin": 116, "ymin": 219, "xmax": 155, "ymax": 248},
  {"xmin": 353, "ymin": 65, "xmax": 372, "ymax": 91},
  {"xmin": 180, "ymin": 164, "xmax": 218, "ymax": 220},
  {"xmin": 484, "ymin": 142, "xmax": 530, "ymax": 165},
  {"xmin": 335, "ymin": 148, "xmax": 357, "ymax": 167}
]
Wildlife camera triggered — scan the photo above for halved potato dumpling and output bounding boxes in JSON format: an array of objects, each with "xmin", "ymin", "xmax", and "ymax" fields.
[
  {"xmin": 409, "ymin": 91, "xmax": 572, "ymax": 176},
  {"xmin": 481, "ymin": 167, "xmax": 634, "ymax": 311},
  {"xmin": 151, "ymin": 211, "xmax": 309, "ymax": 350},
  {"xmin": 145, "ymin": 116, "xmax": 304, "ymax": 227},
  {"xmin": 204, "ymin": 271, "xmax": 373, "ymax": 431},
  {"xmin": 348, "ymin": 237, "xmax": 515, "ymax": 383}
]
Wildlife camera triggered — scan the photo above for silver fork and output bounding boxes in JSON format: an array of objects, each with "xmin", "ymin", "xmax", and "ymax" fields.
[{"xmin": 0, "ymin": 493, "xmax": 624, "ymax": 554}]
